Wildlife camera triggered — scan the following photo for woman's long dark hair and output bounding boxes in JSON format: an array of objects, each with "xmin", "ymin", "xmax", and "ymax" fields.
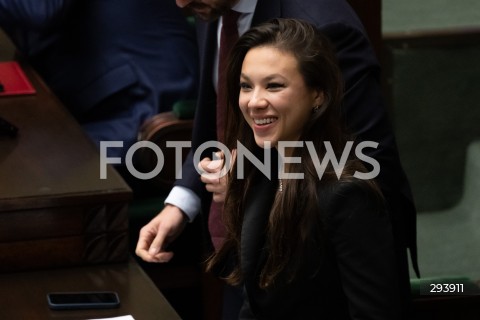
[{"xmin": 206, "ymin": 18, "xmax": 380, "ymax": 288}]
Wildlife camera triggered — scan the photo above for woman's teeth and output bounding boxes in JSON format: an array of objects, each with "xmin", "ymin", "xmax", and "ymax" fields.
[{"xmin": 254, "ymin": 118, "xmax": 277, "ymax": 125}]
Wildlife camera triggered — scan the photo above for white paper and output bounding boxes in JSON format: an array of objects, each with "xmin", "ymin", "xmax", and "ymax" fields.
[{"xmin": 87, "ymin": 316, "xmax": 135, "ymax": 320}]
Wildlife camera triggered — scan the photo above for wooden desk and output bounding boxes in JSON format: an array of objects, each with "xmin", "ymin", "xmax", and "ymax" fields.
[
  {"xmin": 0, "ymin": 257, "xmax": 181, "ymax": 320},
  {"xmin": 0, "ymin": 62, "xmax": 132, "ymax": 271}
]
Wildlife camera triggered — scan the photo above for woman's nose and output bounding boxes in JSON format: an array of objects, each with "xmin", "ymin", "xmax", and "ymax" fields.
[{"xmin": 248, "ymin": 90, "xmax": 268, "ymax": 109}]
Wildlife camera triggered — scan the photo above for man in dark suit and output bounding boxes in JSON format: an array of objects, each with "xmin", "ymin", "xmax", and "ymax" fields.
[
  {"xmin": 137, "ymin": 0, "xmax": 417, "ymax": 317},
  {"xmin": 0, "ymin": 0, "xmax": 198, "ymax": 161}
]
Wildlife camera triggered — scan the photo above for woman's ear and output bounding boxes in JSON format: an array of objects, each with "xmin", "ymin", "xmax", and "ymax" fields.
[{"xmin": 313, "ymin": 90, "xmax": 325, "ymax": 107}]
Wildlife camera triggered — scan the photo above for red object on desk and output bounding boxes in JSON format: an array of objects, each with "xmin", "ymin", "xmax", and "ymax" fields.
[{"xmin": 0, "ymin": 61, "xmax": 36, "ymax": 96}]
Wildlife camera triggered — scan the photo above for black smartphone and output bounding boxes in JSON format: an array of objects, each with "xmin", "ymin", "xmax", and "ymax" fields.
[{"xmin": 47, "ymin": 291, "xmax": 120, "ymax": 310}]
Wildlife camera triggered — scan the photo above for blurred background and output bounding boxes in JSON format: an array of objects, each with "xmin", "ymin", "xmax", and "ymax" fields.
[{"xmin": 382, "ymin": 0, "xmax": 480, "ymax": 281}]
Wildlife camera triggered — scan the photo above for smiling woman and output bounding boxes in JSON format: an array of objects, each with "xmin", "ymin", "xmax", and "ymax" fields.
[
  {"xmin": 238, "ymin": 46, "xmax": 324, "ymax": 149},
  {"xmin": 205, "ymin": 18, "xmax": 410, "ymax": 319}
]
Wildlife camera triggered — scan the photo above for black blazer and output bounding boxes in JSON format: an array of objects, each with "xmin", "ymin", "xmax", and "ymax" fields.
[
  {"xmin": 238, "ymin": 174, "xmax": 403, "ymax": 320},
  {"xmin": 175, "ymin": 0, "xmax": 417, "ymax": 275}
]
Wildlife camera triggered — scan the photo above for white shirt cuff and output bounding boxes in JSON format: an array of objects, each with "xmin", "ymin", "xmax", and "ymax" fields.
[{"xmin": 164, "ymin": 186, "xmax": 201, "ymax": 222}]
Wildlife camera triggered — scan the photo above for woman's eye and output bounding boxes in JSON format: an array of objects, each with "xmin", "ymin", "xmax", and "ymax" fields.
[
  {"xmin": 267, "ymin": 82, "xmax": 284, "ymax": 90},
  {"xmin": 240, "ymin": 82, "xmax": 251, "ymax": 90}
]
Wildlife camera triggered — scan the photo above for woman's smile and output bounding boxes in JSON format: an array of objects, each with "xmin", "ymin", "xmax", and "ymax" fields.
[{"xmin": 253, "ymin": 117, "xmax": 278, "ymax": 126}]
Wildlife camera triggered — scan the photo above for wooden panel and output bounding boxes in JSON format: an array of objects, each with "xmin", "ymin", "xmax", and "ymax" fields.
[
  {"xmin": 384, "ymin": 27, "xmax": 480, "ymax": 49},
  {"xmin": 0, "ymin": 258, "xmax": 181, "ymax": 320},
  {"xmin": 0, "ymin": 200, "xmax": 129, "ymax": 272},
  {"xmin": 0, "ymin": 62, "xmax": 131, "ymax": 211},
  {"xmin": 0, "ymin": 231, "xmax": 129, "ymax": 272},
  {"xmin": 0, "ymin": 62, "xmax": 132, "ymax": 271}
]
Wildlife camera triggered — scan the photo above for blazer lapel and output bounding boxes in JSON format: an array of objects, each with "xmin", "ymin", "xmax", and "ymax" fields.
[
  {"xmin": 196, "ymin": 20, "xmax": 217, "ymax": 94},
  {"xmin": 241, "ymin": 174, "xmax": 276, "ymax": 276}
]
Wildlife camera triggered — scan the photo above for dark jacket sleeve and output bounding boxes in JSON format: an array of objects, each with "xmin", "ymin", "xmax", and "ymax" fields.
[
  {"xmin": 173, "ymin": 20, "xmax": 218, "ymax": 208},
  {"xmin": 0, "ymin": 0, "xmax": 74, "ymax": 29},
  {"xmin": 324, "ymin": 182, "xmax": 403, "ymax": 320},
  {"xmin": 286, "ymin": 0, "xmax": 418, "ymax": 280}
]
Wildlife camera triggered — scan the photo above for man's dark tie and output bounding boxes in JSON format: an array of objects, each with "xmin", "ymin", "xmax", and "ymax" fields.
[
  {"xmin": 209, "ymin": 9, "xmax": 241, "ymax": 251},
  {"xmin": 216, "ymin": 9, "xmax": 241, "ymax": 142}
]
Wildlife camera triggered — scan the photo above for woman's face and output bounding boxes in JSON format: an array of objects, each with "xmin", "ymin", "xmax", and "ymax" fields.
[{"xmin": 239, "ymin": 46, "xmax": 324, "ymax": 150}]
